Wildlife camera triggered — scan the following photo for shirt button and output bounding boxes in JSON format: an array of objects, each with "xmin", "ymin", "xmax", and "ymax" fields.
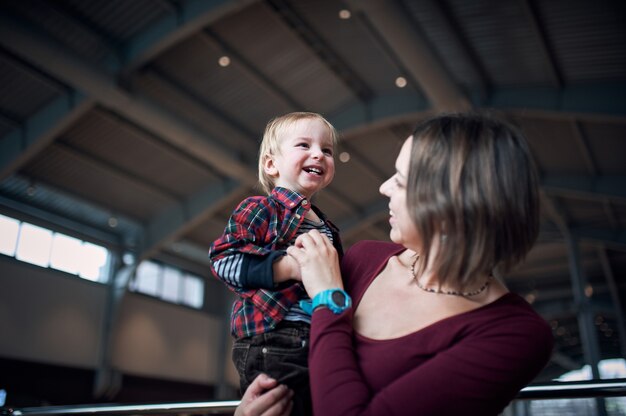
[
  {"xmin": 295, "ymin": 214, "xmax": 301, "ymax": 219},
  {"xmin": 302, "ymin": 199, "xmax": 308, "ymax": 206}
]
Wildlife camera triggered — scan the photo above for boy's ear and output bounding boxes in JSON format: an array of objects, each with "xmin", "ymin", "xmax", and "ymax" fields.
[{"xmin": 263, "ymin": 154, "xmax": 279, "ymax": 177}]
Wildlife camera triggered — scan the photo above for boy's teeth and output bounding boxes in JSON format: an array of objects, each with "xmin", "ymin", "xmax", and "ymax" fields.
[{"xmin": 306, "ymin": 167, "xmax": 322, "ymax": 174}]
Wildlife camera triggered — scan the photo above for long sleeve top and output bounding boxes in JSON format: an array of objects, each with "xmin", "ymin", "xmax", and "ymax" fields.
[
  {"xmin": 209, "ymin": 187, "xmax": 342, "ymax": 339},
  {"xmin": 309, "ymin": 240, "xmax": 553, "ymax": 416}
]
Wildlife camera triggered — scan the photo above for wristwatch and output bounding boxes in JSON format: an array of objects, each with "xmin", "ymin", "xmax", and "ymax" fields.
[{"xmin": 300, "ymin": 289, "xmax": 352, "ymax": 315}]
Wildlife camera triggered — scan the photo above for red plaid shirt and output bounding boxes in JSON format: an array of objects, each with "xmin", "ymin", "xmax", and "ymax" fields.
[{"xmin": 209, "ymin": 187, "xmax": 342, "ymax": 339}]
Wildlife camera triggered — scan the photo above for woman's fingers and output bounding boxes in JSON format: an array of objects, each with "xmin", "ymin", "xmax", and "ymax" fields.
[
  {"xmin": 234, "ymin": 374, "xmax": 293, "ymax": 416},
  {"xmin": 287, "ymin": 229, "xmax": 342, "ymax": 298},
  {"xmin": 257, "ymin": 386, "xmax": 294, "ymax": 416}
]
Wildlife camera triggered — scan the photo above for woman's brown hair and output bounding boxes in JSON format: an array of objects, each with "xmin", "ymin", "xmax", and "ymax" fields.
[{"xmin": 407, "ymin": 113, "xmax": 540, "ymax": 289}]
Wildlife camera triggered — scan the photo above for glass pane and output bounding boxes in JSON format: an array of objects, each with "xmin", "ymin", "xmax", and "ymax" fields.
[
  {"xmin": 15, "ymin": 223, "xmax": 53, "ymax": 267},
  {"xmin": 50, "ymin": 233, "xmax": 82, "ymax": 274},
  {"xmin": 161, "ymin": 267, "xmax": 181, "ymax": 303},
  {"xmin": 78, "ymin": 242, "xmax": 109, "ymax": 282},
  {"xmin": 135, "ymin": 261, "xmax": 160, "ymax": 296},
  {"xmin": 0, "ymin": 214, "xmax": 20, "ymax": 256},
  {"xmin": 183, "ymin": 274, "xmax": 204, "ymax": 309}
]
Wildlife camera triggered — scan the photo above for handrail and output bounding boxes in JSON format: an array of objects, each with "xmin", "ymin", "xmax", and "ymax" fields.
[
  {"xmin": 2, "ymin": 379, "xmax": 625, "ymax": 415},
  {"xmin": 1, "ymin": 401, "xmax": 240, "ymax": 415},
  {"xmin": 516, "ymin": 378, "xmax": 626, "ymax": 400}
]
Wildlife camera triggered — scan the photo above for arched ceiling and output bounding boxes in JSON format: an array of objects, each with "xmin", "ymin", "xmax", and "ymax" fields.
[{"xmin": 1, "ymin": 0, "xmax": 625, "ymax": 380}]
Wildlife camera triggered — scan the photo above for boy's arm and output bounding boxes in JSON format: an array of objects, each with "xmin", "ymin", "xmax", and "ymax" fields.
[
  {"xmin": 272, "ymin": 255, "xmax": 301, "ymax": 283},
  {"xmin": 209, "ymin": 197, "xmax": 299, "ymax": 290}
]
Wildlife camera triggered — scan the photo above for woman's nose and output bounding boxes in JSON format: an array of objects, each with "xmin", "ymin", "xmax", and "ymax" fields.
[{"xmin": 379, "ymin": 178, "xmax": 390, "ymax": 195}]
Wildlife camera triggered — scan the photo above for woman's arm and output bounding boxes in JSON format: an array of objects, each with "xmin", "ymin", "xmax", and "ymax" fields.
[{"xmin": 308, "ymin": 309, "xmax": 552, "ymax": 415}]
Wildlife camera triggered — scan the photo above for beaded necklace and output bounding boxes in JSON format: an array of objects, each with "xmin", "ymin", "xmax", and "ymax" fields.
[{"xmin": 409, "ymin": 256, "xmax": 491, "ymax": 297}]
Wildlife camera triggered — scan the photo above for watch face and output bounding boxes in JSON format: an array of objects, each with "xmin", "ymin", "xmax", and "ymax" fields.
[{"xmin": 331, "ymin": 290, "xmax": 347, "ymax": 307}]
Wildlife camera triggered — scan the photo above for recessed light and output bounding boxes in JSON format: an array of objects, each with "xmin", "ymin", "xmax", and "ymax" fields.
[
  {"xmin": 395, "ymin": 76, "xmax": 407, "ymax": 88},
  {"xmin": 339, "ymin": 151, "xmax": 351, "ymax": 163},
  {"xmin": 218, "ymin": 56, "xmax": 231, "ymax": 67},
  {"xmin": 339, "ymin": 9, "xmax": 351, "ymax": 19}
]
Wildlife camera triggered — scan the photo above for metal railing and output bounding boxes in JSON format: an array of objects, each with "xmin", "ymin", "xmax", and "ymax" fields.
[{"xmin": 2, "ymin": 379, "xmax": 625, "ymax": 415}]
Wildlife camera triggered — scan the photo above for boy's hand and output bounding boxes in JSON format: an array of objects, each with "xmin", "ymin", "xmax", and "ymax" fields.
[{"xmin": 272, "ymin": 254, "xmax": 302, "ymax": 283}]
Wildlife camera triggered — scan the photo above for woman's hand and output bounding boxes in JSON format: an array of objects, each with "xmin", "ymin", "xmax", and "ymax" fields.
[
  {"xmin": 286, "ymin": 229, "xmax": 343, "ymax": 298},
  {"xmin": 234, "ymin": 374, "xmax": 293, "ymax": 416}
]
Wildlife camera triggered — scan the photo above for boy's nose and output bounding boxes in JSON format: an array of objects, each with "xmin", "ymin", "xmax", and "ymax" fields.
[{"xmin": 311, "ymin": 147, "xmax": 323, "ymax": 159}]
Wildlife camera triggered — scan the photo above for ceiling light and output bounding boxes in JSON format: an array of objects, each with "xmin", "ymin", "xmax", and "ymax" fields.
[
  {"xmin": 339, "ymin": 151, "xmax": 351, "ymax": 163},
  {"xmin": 218, "ymin": 56, "xmax": 231, "ymax": 67},
  {"xmin": 339, "ymin": 9, "xmax": 351, "ymax": 19},
  {"xmin": 108, "ymin": 216, "xmax": 118, "ymax": 228},
  {"xmin": 26, "ymin": 185, "xmax": 36, "ymax": 196},
  {"xmin": 584, "ymin": 284, "xmax": 593, "ymax": 297},
  {"xmin": 395, "ymin": 76, "xmax": 407, "ymax": 88}
]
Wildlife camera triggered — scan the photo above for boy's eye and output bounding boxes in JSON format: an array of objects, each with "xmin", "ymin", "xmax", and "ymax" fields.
[
  {"xmin": 296, "ymin": 142, "xmax": 309, "ymax": 148},
  {"xmin": 323, "ymin": 148, "xmax": 333, "ymax": 156}
]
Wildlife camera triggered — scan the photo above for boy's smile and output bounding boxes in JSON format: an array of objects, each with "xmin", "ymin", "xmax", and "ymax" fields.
[{"xmin": 264, "ymin": 117, "xmax": 335, "ymax": 199}]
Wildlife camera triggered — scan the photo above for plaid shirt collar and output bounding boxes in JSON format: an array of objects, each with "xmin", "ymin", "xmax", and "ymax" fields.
[{"xmin": 270, "ymin": 186, "xmax": 310, "ymax": 210}]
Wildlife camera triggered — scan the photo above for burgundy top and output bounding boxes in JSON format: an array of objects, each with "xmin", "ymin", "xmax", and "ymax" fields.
[{"xmin": 309, "ymin": 241, "xmax": 553, "ymax": 416}]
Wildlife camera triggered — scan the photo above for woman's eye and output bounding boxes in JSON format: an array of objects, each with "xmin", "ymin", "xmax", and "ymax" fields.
[{"xmin": 394, "ymin": 177, "xmax": 404, "ymax": 188}]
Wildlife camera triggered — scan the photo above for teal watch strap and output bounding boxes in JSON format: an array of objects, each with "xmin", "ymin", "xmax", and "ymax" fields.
[{"xmin": 300, "ymin": 289, "xmax": 352, "ymax": 315}]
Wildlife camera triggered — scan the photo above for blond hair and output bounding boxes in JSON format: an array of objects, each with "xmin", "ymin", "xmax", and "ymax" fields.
[{"xmin": 257, "ymin": 112, "xmax": 338, "ymax": 195}]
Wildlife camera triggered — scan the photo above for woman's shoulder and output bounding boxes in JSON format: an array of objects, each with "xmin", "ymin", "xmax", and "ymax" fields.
[{"xmin": 478, "ymin": 293, "xmax": 553, "ymax": 341}]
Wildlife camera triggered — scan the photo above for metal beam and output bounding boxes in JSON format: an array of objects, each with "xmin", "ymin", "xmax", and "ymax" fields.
[
  {"xmin": 52, "ymin": 142, "xmax": 180, "ymax": 201},
  {"xmin": 347, "ymin": 0, "xmax": 471, "ymax": 112},
  {"xmin": 0, "ymin": 91, "xmax": 94, "ymax": 180},
  {"xmin": 122, "ymin": 0, "xmax": 260, "ymax": 73},
  {"xmin": 490, "ymin": 83, "xmax": 626, "ymax": 117},
  {"xmin": 329, "ymin": 93, "xmax": 428, "ymax": 132},
  {"xmin": 338, "ymin": 198, "xmax": 388, "ymax": 240},
  {"xmin": 0, "ymin": 14, "xmax": 254, "ymax": 183},
  {"xmin": 330, "ymin": 83, "xmax": 626, "ymax": 135},
  {"xmin": 140, "ymin": 179, "xmax": 242, "ymax": 260},
  {"xmin": 265, "ymin": 0, "xmax": 374, "ymax": 103},
  {"xmin": 520, "ymin": 0, "xmax": 564, "ymax": 88},
  {"xmin": 542, "ymin": 175, "xmax": 626, "ymax": 203},
  {"xmin": 200, "ymin": 28, "xmax": 304, "ymax": 111},
  {"xmin": 429, "ymin": 0, "xmax": 491, "ymax": 102},
  {"xmin": 570, "ymin": 227, "xmax": 626, "ymax": 251}
]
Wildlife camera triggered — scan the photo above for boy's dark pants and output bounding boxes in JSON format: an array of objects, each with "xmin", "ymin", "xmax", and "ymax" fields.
[{"xmin": 232, "ymin": 321, "xmax": 311, "ymax": 416}]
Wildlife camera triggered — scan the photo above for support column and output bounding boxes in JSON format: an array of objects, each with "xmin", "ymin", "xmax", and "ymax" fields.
[
  {"xmin": 93, "ymin": 259, "xmax": 137, "ymax": 399},
  {"xmin": 563, "ymin": 233, "xmax": 607, "ymax": 416}
]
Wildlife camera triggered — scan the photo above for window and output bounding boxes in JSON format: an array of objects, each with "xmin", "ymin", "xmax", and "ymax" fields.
[
  {"xmin": 130, "ymin": 260, "xmax": 204, "ymax": 309},
  {"xmin": 16, "ymin": 222, "xmax": 53, "ymax": 267},
  {"xmin": 0, "ymin": 215, "xmax": 19, "ymax": 256},
  {"xmin": 0, "ymin": 213, "xmax": 110, "ymax": 283}
]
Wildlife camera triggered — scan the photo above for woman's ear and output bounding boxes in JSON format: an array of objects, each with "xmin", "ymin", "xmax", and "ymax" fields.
[{"xmin": 263, "ymin": 154, "xmax": 279, "ymax": 177}]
